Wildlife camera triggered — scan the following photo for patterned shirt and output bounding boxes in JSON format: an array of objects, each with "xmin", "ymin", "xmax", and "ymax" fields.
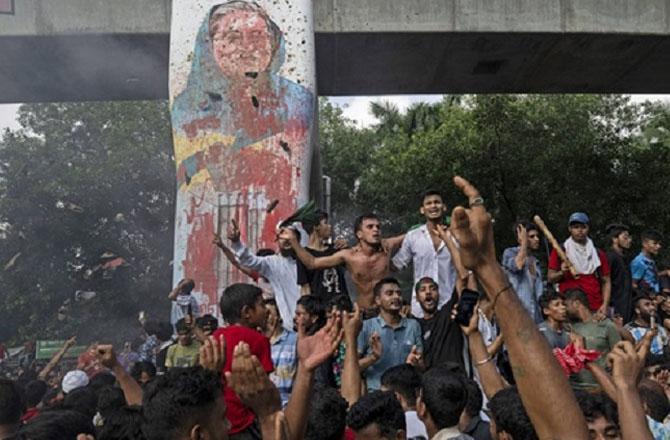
[
  {"xmin": 270, "ymin": 329, "xmax": 297, "ymax": 408},
  {"xmin": 138, "ymin": 335, "xmax": 158, "ymax": 363},
  {"xmin": 631, "ymin": 252, "xmax": 661, "ymax": 293},
  {"xmin": 624, "ymin": 322, "xmax": 669, "ymax": 355},
  {"xmin": 647, "ymin": 415, "xmax": 670, "ymax": 440}
]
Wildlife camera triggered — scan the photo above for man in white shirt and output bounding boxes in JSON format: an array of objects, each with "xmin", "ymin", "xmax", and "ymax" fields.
[
  {"xmin": 226, "ymin": 219, "xmax": 299, "ymax": 331},
  {"xmin": 393, "ymin": 190, "xmax": 457, "ymax": 318}
]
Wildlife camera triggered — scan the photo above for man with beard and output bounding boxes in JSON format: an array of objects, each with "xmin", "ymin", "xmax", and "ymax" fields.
[
  {"xmin": 606, "ymin": 224, "xmax": 634, "ymax": 323},
  {"xmin": 414, "ymin": 277, "xmax": 464, "ymax": 371},
  {"xmin": 624, "ymin": 291, "xmax": 669, "ymax": 355},
  {"xmin": 537, "ymin": 291, "xmax": 569, "ymax": 349},
  {"xmin": 548, "ymin": 212, "xmax": 611, "ymax": 317},
  {"xmin": 285, "ymin": 213, "xmax": 404, "ymax": 316},
  {"xmin": 564, "ymin": 288, "xmax": 621, "ymax": 391},
  {"xmin": 357, "ymin": 278, "xmax": 424, "ymax": 390},
  {"xmin": 502, "ymin": 221, "xmax": 543, "ymax": 323},
  {"xmin": 392, "ymin": 190, "xmax": 458, "ymax": 318},
  {"xmin": 227, "ymin": 219, "xmax": 300, "ymax": 330}
]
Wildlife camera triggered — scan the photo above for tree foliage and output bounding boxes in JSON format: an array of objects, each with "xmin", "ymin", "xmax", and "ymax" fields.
[
  {"xmin": 2, "ymin": 95, "xmax": 669, "ymax": 343},
  {"xmin": 0, "ymin": 101, "xmax": 174, "ymax": 344},
  {"xmin": 326, "ymin": 95, "xmax": 670, "ymax": 257}
]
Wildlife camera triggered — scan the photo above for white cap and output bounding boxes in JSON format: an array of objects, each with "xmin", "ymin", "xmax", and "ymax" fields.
[{"xmin": 62, "ymin": 370, "xmax": 89, "ymax": 394}]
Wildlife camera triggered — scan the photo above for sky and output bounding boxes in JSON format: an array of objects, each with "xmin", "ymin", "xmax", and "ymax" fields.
[{"xmin": 1, "ymin": 94, "xmax": 669, "ymax": 131}]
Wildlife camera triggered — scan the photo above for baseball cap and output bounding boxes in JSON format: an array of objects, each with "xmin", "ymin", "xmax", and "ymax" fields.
[
  {"xmin": 62, "ymin": 370, "xmax": 89, "ymax": 394},
  {"xmin": 568, "ymin": 212, "xmax": 590, "ymax": 225}
]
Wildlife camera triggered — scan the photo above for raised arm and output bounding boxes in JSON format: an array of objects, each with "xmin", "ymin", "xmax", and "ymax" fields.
[
  {"xmin": 281, "ymin": 228, "xmax": 346, "ymax": 270},
  {"xmin": 95, "ymin": 344, "xmax": 143, "ymax": 406},
  {"xmin": 448, "ymin": 176, "xmax": 589, "ymax": 440},
  {"xmin": 455, "ymin": 304, "xmax": 505, "ymax": 398},
  {"xmin": 341, "ymin": 304, "xmax": 363, "ymax": 406},
  {"xmin": 284, "ymin": 313, "xmax": 343, "ymax": 440},
  {"xmin": 168, "ymin": 279, "xmax": 188, "ymax": 301},
  {"xmin": 609, "ymin": 342, "xmax": 654, "ymax": 440},
  {"xmin": 382, "ymin": 233, "xmax": 405, "ymax": 254},
  {"xmin": 227, "ymin": 219, "xmax": 271, "ymax": 274},
  {"xmin": 38, "ymin": 336, "xmax": 76, "ymax": 381},
  {"xmin": 213, "ymin": 233, "xmax": 257, "ymax": 279}
]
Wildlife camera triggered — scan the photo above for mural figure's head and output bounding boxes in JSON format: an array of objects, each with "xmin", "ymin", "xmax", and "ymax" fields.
[{"xmin": 208, "ymin": 1, "xmax": 281, "ymax": 79}]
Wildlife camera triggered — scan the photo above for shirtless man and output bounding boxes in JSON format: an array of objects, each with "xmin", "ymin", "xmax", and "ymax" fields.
[{"xmin": 282, "ymin": 213, "xmax": 404, "ymax": 315}]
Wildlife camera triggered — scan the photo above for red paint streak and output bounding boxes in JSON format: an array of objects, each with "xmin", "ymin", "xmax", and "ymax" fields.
[
  {"xmin": 182, "ymin": 116, "xmax": 222, "ymax": 139},
  {"xmin": 229, "ymin": 80, "xmax": 283, "ymax": 141},
  {"xmin": 182, "ymin": 192, "xmax": 218, "ymax": 314}
]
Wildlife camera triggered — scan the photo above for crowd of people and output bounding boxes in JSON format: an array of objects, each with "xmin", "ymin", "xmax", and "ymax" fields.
[{"xmin": 2, "ymin": 176, "xmax": 670, "ymax": 440}]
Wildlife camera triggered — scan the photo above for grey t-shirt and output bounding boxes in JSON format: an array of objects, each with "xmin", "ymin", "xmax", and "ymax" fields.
[{"xmin": 538, "ymin": 321, "xmax": 569, "ymax": 349}]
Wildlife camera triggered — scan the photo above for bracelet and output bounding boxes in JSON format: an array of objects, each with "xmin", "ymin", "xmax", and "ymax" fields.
[
  {"xmin": 492, "ymin": 285, "xmax": 512, "ymax": 309},
  {"xmin": 475, "ymin": 355, "xmax": 493, "ymax": 366}
]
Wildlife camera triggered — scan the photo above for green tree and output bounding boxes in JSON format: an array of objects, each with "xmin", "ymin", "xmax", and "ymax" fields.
[{"xmin": 0, "ymin": 101, "xmax": 174, "ymax": 344}]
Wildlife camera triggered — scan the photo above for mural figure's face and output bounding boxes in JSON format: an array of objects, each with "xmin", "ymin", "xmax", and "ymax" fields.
[{"xmin": 210, "ymin": 10, "xmax": 274, "ymax": 78}]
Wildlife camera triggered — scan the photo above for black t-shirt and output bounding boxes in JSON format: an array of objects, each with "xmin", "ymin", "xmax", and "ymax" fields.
[
  {"xmin": 297, "ymin": 247, "xmax": 349, "ymax": 300},
  {"xmin": 606, "ymin": 250, "xmax": 633, "ymax": 322},
  {"xmin": 417, "ymin": 296, "xmax": 464, "ymax": 371}
]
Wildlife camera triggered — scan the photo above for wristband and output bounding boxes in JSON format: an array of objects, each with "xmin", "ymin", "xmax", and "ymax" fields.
[
  {"xmin": 492, "ymin": 285, "xmax": 512, "ymax": 309},
  {"xmin": 475, "ymin": 355, "xmax": 493, "ymax": 366}
]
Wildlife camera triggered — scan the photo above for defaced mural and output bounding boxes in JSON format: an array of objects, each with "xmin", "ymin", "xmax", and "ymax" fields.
[{"xmin": 169, "ymin": 0, "xmax": 316, "ymax": 317}]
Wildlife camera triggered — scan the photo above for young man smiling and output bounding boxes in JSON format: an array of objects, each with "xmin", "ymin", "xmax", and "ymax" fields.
[{"xmin": 393, "ymin": 190, "xmax": 457, "ymax": 318}]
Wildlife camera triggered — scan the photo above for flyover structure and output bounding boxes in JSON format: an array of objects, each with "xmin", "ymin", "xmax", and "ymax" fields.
[{"xmin": 2, "ymin": 0, "xmax": 670, "ymax": 103}]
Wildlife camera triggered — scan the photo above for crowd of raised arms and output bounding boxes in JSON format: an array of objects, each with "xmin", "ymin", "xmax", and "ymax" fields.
[{"xmin": 4, "ymin": 176, "xmax": 670, "ymax": 440}]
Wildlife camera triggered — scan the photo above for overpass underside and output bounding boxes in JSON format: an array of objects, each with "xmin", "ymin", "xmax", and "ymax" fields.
[
  {"xmin": 2, "ymin": 31, "xmax": 670, "ymax": 103},
  {"xmin": 2, "ymin": 0, "xmax": 670, "ymax": 102}
]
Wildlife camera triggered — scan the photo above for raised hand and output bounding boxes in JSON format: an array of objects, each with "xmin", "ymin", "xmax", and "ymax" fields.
[
  {"xmin": 199, "ymin": 335, "xmax": 226, "ymax": 372},
  {"xmin": 369, "ymin": 332, "xmax": 382, "ymax": 360},
  {"xmin": 278, "ymin": 227, "xmax": 299, "ymax": 246},
  {"xmin": 342, "ymin": 303, "xmax": 362, "ymax": 340},
  {"xmin": 452, "ymin": 302, "xmax": 480, "ymax": 336},
  {"xmin": 516, "ymin": 223, "xmax": 528, "ymax": 247},
  {"xmin": 225, "ymin": 342, "xmax": 281, "ymax": 419},
  {"xmin": 65, "ymin": 336, "xmax": 77, "ymax": 348},
  {"xmin": 607, "ymin": 341, "xmax": 642, "ymax": 390},
  {"xmin": 227, "ymin": 218, "xmax": 241, "ymax": 243},
  {"xmin": 212, "ymin": 232, "xmax": 225, "ymax": 248},
  {"xmin": 95, "ymin": 344, "xmax": 119, "ymax": 369},
  {"xmin": 297, "ymin": 312, "xmax": 343, "ymax": 371},
  {"xmin": 447, "ymin": 176, "xmax": 497, "ymax": 271},
  {"xmin": 334, "ymin": 237, "xmax": 348, "ymax": 250},
  {"xmin": 405, "ymin": 345, "xmax": 422, "ymax": 367}
]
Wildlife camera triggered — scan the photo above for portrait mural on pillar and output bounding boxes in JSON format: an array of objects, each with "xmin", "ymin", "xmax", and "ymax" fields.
[{"xmin": 169, "ymin": 0, "xmax": 316, "ymax": 318}]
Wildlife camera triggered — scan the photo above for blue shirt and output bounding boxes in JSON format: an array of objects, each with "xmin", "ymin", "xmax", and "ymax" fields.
[
  {"xmin": 502, "ymin": 246, "xmax": 544, "ymax": 323},
  {"xmin": 269, "ymin": 329, "xmax": 297, "ymax": 408},
  {"xmin": 357, "ymin": 316, "xmax": 423, "ymax": 390},
  {"xmin": 631, "ymin": 252, "xmax": 661, "ymax": 293},
  {"xmin": 624, "ymin": 323, "xmax": 669, "ymax": 355}
]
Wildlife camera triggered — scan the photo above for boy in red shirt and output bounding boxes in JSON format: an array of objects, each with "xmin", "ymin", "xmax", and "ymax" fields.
[{"xmin": 213, "ymin": 283, "xmax": 273, "ymax": 439}]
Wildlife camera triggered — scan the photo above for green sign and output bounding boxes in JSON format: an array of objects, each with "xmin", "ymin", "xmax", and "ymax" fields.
[{"xmin": 35, "ymin": 341, "xmax": 87, "ymax": 360}]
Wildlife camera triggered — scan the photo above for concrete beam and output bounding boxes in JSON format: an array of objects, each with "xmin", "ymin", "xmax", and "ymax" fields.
[{"xmin": 1, "ymin": 0, "xmax": 670, "ymax": 102}]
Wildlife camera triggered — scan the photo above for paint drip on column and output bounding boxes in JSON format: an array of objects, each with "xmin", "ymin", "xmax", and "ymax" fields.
[{"xmin": 169, "ymin": 0, "xmax": 316, "ymax": 319}]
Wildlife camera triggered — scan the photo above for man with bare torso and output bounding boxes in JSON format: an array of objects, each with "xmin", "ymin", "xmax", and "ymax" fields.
[{"xmin": 282, "ymin": 213, "xmax": 404, "ymax": 315}]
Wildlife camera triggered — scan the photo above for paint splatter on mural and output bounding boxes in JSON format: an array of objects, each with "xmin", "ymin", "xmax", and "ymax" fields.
[{"xmin": 169, "ymin": 0, "xmax": 316, "ymax": 320}]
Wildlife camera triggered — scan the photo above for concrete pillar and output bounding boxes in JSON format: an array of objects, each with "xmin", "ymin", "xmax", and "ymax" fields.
[{"xmin": 169, "ymin": 0, "xmax": 316, "ymax": 319}]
